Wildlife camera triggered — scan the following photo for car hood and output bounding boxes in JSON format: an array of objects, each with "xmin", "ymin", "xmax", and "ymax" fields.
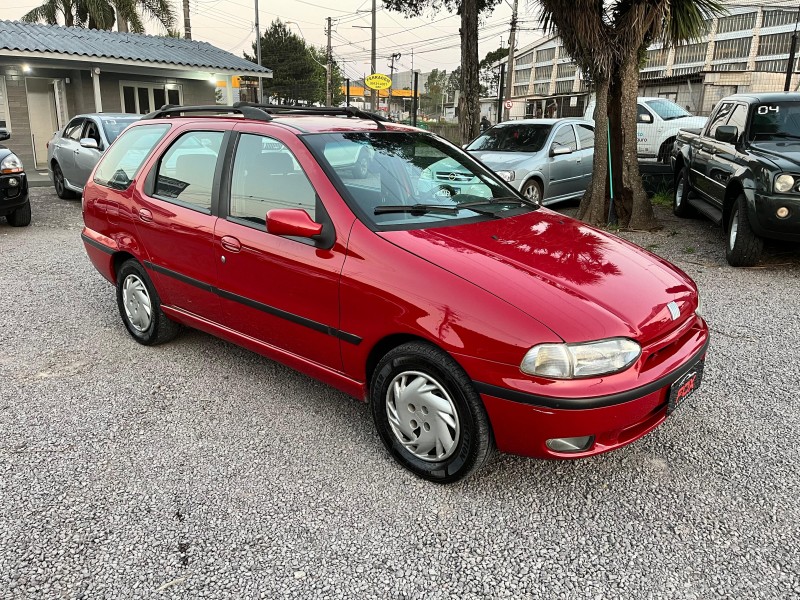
[
  {"xmin": 469, "ymin": 151, "xmax": 541, "ymax": 170},
  {"xmin": 378, "ymin": 209, "xmax": 698, "ymax": 344},
  {"xmin": 747, "ymin": 142, "xmax": 800, "ymax": 171}
]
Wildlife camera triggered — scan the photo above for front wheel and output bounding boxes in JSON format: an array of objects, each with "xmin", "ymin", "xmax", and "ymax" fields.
[
  {"xmin": 673, "ymin": 167, "xmax": 695, "ymax": 218},
  {"xmin": 520, "ymin": 179, "xmax": 542, "ymax": 204},
  {"xmin": 370, "ymin": 342, "xmax": 493, "ymax": 483},
  {"xmin": 6, "ymin": 201, "xmax": 31, "ymax": 227},
  {"xmin": 116, "ymin": 259, "xmax": 181, "ymax": 345},
  {"xmin": 726, "ymin": 193, "xmax": 763, "ymax": 267}
]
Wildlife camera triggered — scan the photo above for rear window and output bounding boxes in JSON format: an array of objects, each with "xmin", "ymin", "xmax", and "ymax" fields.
[{"xmin": 93, "ymin": 124, "xmax": 170, "ymax": 190}]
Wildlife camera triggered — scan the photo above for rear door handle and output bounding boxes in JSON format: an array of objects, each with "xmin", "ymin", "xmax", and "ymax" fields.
[
  {"xmin": 221, "ymin": 236, "xmax": 241, "ymax": 253},
  {"xmin": 138, "ymin": 208, "xmax": 153, "ymax": 222}
]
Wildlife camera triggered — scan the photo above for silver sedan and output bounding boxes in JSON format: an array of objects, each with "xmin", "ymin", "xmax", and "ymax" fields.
[
  {"xmin": 465, "ymin": 118, "xmax": 595, "ymax": 205},
  {"xmin": 47, "ymin": 113, "xmax": 140, "ymax": 198}
]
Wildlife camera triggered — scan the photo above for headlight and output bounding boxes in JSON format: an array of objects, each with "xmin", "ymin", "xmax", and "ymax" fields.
[
  {"xmin": 495, "ymin": 170, "xmax": 515, "ymax": 182},
  {"xmin": 774, "ymin": 174, "xmax": 794, "ymax": 193},
  {"xmin": 520, "ymin": 338, "xmax": 641, "ymax": 379},
  {"xmin": 0, "ymin": 153, "xmax": 23, "ymax": 174}
]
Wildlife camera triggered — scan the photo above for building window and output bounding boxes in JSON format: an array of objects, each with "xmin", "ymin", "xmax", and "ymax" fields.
[
  {"xmin": 515, "ymin": 68, "xmax": 531, "ymax": 85},
  {"xmin": 534, "ymin": 65, "xmax": 552, "ymax": 81},
  {"xmin": 0, "ymin": 77, "xmax": 9, "ymax": 129},
  {"xmin": 556, "ymin": 63, "xmax": 576, "ymax": 79},
  {"xmin": 761, "ymin": 9, "xmax": 798, "ymax": 29},
  {"xmin": 755, "ymin": 58, "xmax": 800, "ymax": 72},
  {"xmin": 535, "ymin": 48, "xmax": 555, "ymax": 63},
  {"xmin": 713, "ymin": 38, "xmax": 751, "ymax": 61},
  {"xmin": 717, "ymin": 12, "xmax": 757, "ymax": 34},
  {"xmin": 516, "ymin": 52, "xmax": 533, "ymax": 66},
  {"xmin": 641, "ymin": 70, "xmax": 667, "ymax": 80},
  {"xmin": 758, "ymin": 32, "xmax": 792, "ymax": 57},
  {"xmin": 674, "ymin": 42, "xmax": 707, "ymax": 65},
  {"xmin": 711, "ymin": 62, "xmax": 748, "ymax": 72},
  {"xmin": 554, "ymin": 79, "xmax": 573, "ymax": 94},
  {"xmin": 533, "ymin": 82, "xmax": 549, "ymax": 95},
  {"xmin": 646, "ymin": 48, "xmax": 667, "ymax": 68},
  {"xmin": 121, "ymin": 82, "xmax": 182, "ymax": 114}
]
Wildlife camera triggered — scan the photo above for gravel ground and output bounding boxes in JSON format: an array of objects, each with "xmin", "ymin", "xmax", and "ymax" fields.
[{"xmin": 1, "ymin": 188, "xmax": 799, "ymax": 600}]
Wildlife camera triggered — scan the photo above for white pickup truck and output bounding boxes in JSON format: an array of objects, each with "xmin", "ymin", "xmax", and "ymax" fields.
[{"xmin": 584, "ymin": 97, "xmax": 707, "ymax": 162}]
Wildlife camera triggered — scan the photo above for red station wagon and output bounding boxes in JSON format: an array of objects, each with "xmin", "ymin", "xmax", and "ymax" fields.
[{"xmin": 81, "ymin": 104, "xmax": 709, "ymax": 482}]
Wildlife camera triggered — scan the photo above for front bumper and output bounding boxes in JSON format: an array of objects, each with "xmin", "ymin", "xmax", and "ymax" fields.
[
  {"xmin": 753, "ymin": 192, "xmax": 800, "ymax": 242},
  {"xmin": 0, "ymin": 172, "xmax": 28, "ymax": 216}
]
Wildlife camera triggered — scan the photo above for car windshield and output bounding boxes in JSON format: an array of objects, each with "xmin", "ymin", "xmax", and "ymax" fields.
[
  {"xmin": 100, "ymin": 116, "xmax": 141, "ymax": 143},
  {"xmin": 465, "ymin": 124, "xmax": 553, "ymax": 152},
  {"xmin": 748, "ymin": 102, "xmax": 800, "ymax": 142},
  {"xmin": 644, "ymin": 99, "xmax": 692, "ymax": 121},
  {"xmin": 303, "ymin": 131, "xmax": 536, "ymax": 229}
]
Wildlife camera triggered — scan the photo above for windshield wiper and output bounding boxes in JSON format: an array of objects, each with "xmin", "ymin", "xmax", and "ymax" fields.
[{"xmin": 374, "ymin": 203, "xmax": 500, "ymax": 217}]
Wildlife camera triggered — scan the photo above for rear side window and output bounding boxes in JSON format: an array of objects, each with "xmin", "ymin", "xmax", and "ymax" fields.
[
  {"xmin": 154, "ymin": 131, "xmax": 225, "ymax": 211},
  {"xmin": 93, "ymin": 124, "xmax": 170, "ymax": 190}
]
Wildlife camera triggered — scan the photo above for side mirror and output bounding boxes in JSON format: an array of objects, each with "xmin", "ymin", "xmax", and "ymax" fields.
[
  {"xmin": 267, "ymin": 208, "xmax": 323, "ymax": 239},
  {"xmin": 0, "ymin": 128, "xmax": 10, "ymax": 141},
  {"xmin": 550, "ymin": 146, "xmax": 572, "ymax": 157},
  {"xmin": 80, "ymin": 138, "xmax": 100, "ymax": 150},
  {"xmin": 715, "ymin": 125, "xmax": 738, "ymax": 144},
  {"xmin": 637, "ymin": 112, "xmax": 654, "ymax": 124}
]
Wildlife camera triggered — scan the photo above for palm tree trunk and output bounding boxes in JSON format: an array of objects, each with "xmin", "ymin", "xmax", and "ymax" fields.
[
  {"xmin": 578, "ymin": 76, "xmax": 610, "ymax": 225},
  {"xmin": 619, "ymin": 53, "xmax": 658, "ymax": 230}
]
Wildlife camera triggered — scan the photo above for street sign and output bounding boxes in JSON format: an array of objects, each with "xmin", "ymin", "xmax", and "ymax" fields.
[
  {"xmin": 365, "ymin": 73, "xmax": 392, "ymax": 90},
  {"xmin": 503, "ymin": 99, "xmax": 513, "ymax": 109}
]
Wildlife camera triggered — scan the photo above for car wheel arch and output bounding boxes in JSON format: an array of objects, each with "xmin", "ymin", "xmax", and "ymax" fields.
[
  {"xmin": 520, "ymin": 175, "xmax": 544, "ymax": 198},
  {"xmin": 723, "ymin": 182, "xmax": 746, "ymax": 228},
  {"xmin": 112, "ymin": 251, "xmax": 138, "ymax": 285}
]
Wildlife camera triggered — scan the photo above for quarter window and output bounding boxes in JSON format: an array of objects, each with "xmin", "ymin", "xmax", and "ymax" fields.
[
  {"xmin": 229, "ymin": 133, "xmax": 316, "ymax": 225},
  {"xmin": 154, "ymin": 130, "xmax": 225, "ymax": 211}
]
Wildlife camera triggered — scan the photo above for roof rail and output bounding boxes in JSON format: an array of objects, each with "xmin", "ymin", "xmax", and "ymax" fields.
[
  {"xmin": 232, "ymin": 102, "xmax": 388, "ymax": 130},
  {"xmin": 141, "ymin": 104, "xmax": 272, "ymax": 122}
]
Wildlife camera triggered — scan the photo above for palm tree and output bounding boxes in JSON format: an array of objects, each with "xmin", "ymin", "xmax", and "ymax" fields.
[
  {"xmin": 22, "ymin": 0, "xmax": 174, "ymax": 33},
  {"xmin": 537, "ymin": 0, "xmax": 725, "ymax": 230}
]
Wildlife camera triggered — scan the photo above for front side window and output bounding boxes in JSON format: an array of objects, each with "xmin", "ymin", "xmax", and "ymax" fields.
[
  {"xmin": 708, "ymin": 103, "xmax": 735, "ymax": 137},
  {"xmin": 64, "ymin": 118, "xmax": 84, "ymax": 140},
  {"xmin": 552, "ymin": 125, "xmax": 577, "ymax": 152},
  {"xmin": 93, "ymin": 124, "xmax": 170, "ymax": 190},
  {"xmin": 303, "ymin": 131, "xmax": 536, "ymax": 229},
  {"xmin": 466, "ymin": 124, "xmax": 553, "ymax": 153},
  {"xmin": 229, "ymin": 133, "xmax": 316, "ymax": 225},
  {"xmin": 576, "ymin": 124, "xmax": 594, "ymax": 149},
  {"xmin": 725, "ymin": 104, "xmax": 749, "ymax": 139},
  {"xmin": 154, "ymin": 130, "xmax": 225, "ymax": 211}
]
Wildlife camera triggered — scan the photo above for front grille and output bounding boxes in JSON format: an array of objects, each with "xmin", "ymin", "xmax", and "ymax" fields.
[{"xmin": 435, "ymin": 172, "xmax": 473, "ymax": 183}]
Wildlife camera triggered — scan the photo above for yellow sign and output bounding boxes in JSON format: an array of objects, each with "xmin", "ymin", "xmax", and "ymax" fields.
[{"xmin": 365, "ymin": 73, "xmax": 392, "ymax": 90}]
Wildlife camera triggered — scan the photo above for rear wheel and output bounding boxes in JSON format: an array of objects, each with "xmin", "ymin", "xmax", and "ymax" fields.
[
  {"xmin": 370, "ymin": 341, "xmax": 493, "ymax": 483},
  {"xmin": 520, "ymin": 179, "xmax": 542, "ymax": 204},
  {"xmin": 673, "ymin": 166, "xmax": 695, "ymax": 218},
  {"xmin": 53, "ymin": 162, "xmax": 78, "ymax": 199},
  {"xmin": 725, "ymin": 193, "xmax": 763, "ymax": 267},
  {"xmin": 6, "ymin": 201, "xmax": 31, "ymax": 227},
  {"xmin": 116, "ymin": 259, "xmax": 180, "ymax": 345}
]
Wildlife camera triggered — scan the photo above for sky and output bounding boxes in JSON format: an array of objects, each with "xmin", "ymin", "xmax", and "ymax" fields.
[{"xmin": 0, "ymin": 0, "xmax": 547, "ymax": 80}]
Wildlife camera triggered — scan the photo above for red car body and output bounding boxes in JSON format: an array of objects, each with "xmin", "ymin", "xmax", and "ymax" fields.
[{"xmin": 81, "ymin": 109, "xmax": 709, "ymax": 479}]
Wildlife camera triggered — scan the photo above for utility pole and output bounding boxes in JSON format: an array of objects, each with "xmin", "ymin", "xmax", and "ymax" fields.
[
  {"xmin": 183, "ymin": 0, "xmax": 191, "ymax": 39},
  {"xmin": 503, "ymin": 0, "xmax": 518, "ymax": 121},
  {"xmin": 388, "ymin": 52, "xmax": 401, "ymax": 118},
  {"xmin": 371, "ymin": 0, "xmax": 377, "ymax": 111},
  {"xmin": 254, "ymin": 0, "xmax": 261, "ymax": 102},
  {"xmin": 326, "ymin": 17, "xmax": 333, "ymax": 106}
]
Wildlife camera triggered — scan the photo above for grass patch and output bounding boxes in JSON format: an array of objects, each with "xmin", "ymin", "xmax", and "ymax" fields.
[
  {"xmin": 651, "ymin": 191, "xmax": 672, "ymax": 208},
  {"xmin": 683, "ymin": 246, "xmax": 696, "ymax": 254}
]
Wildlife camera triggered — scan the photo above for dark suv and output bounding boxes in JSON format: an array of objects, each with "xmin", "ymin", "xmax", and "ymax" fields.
[
  {"xmin": 0, "ymin": 128, "xmax": 30, "ymax": 227},
  {"xmin": 81, "ymin": 104, "xmax": 707, "ymax": 482}
]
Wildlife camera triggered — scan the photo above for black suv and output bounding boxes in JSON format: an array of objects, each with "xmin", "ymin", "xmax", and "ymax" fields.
[
  {"xmin": 0, "ymin": 128, "xmax": 30, "ymax": 227},
  {"xmin": 672, "ymin": 92, "xmax": 800, "ymax": 266}
]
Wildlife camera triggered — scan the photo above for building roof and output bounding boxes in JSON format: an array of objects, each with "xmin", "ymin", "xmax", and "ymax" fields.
[{"xmin": 0, "ymin": 20, "xmax": 270, "ymax": 74}]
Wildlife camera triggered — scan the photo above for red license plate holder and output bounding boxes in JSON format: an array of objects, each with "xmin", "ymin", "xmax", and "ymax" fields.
[{"xmin": 667, "ymin": 360, "xmax": 704, "ymax": 416}]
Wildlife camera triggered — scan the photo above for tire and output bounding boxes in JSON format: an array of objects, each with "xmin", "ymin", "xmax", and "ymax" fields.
[
  {"xmin": 354, "ymin": 149, "xmax": 370, "ymax": 179},
  {"xmin": 520, "ymin": 179, "xmax": 542, "ymax": 204},
  {"xmin": 6, "ymin": 201, "xmax": 31, "ymax": 227},
  {"xmin": 673, "ymin": 166, "xmax": 695, "ymax": 218},
  {"xmin": 725, "ymin": 193, "xmax": 763, "ymax": 267},
  {"xmin": 658, "ymin": 138, "xmax": 675, "ymax": 164},
  {"xmin": 370, "ymin": 341, "xmax": 493, "ymax": 483},
  {"xmin": 53, "ymin": 162, "xmax": 78, "ymax": 199},
  {"xmin": 115, "ymin": 259, "xmax": 180, "ymax": 345}
]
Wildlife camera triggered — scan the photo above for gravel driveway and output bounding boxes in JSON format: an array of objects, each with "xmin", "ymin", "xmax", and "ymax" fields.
[{"xmin": 1, "ymin": 188, "xmax": 798, "ymax": 599}]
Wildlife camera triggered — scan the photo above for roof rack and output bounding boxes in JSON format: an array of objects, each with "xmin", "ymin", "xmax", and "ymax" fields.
[
  {"xmin": 232, "ymin": 102, "xmax": 388, "ymax": 130},
  {"xmin": 141, "ymin": 104, "xmax": 272, "ymax": 122}
]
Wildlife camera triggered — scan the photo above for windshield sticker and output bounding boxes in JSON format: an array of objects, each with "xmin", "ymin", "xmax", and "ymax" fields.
[{"xmin": 757, "ymin": 106, "xmax": 779, "ymax": 114}]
